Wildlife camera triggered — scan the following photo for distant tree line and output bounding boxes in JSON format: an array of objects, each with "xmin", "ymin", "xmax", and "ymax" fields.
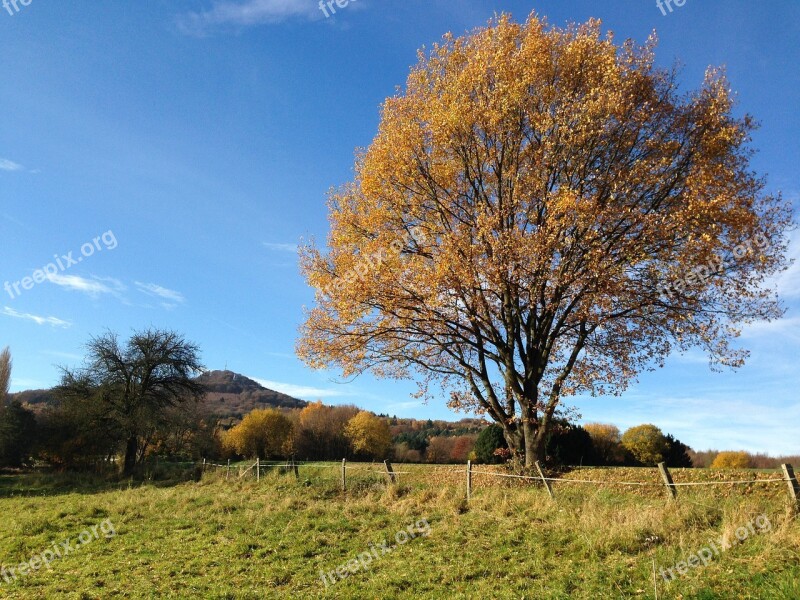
[{"xmin": 1, "ymin": 336, "xmax": 797, "ymax": 473}]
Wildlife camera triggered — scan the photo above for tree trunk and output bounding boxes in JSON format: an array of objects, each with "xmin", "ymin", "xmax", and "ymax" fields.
[
  {"xmin": 123, "ymin": 435, "xmax": 138, "ymax": 476},
  {"xmin": 522, "ymin": 420, "xmax": 548, "ymax": 468},
  {"xmin": 502, "ymin": 425, "xmax": 523, "ymax": 458}
]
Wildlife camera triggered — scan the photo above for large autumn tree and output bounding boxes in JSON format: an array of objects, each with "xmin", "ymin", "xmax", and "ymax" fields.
[{"xmin": 298, "ymin": 14, "xmax": 792, "ymax": 467}]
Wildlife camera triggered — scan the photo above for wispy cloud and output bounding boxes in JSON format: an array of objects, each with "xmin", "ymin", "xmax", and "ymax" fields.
[
  {"xmin": 590, "ymin": 395, "xmax": 800, "ymax": 455},
  {"xmin": 263, "ymin": 242, "xmax": 298, "ymax": 253},
  {"xmin": 2, "ymin": 306, "xmax": 71, "ymax": 328},
  {"xmin": 135, "ymin": 282, "xmax": 186, "ymax": 305},
  {"xmin": 251, "ymin": 377, "xmax": 352, "ymax": 399},
  {"xmin": 177, "ymin": 0, "xmax": 318, "ymax": 35},
  {"xmin": 47, "ymin": 273, "xmax": 125, "ymax": 297},
  {"xmin": 42, "ymin": 350, "xmax": 84, "ymax": 361},
  {"xmin": 741, "ymin": 316, "xmax": 800, "ymax": 341},
  {"xmin": 0, "ymin": 158, "xmax": 23, "ymax": 171},
  {"xmin": 10, "ymin": 378, "xmax": 48, "ymax": 391}
]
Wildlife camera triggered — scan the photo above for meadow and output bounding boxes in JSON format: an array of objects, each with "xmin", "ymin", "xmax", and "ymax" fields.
[{"xmin": 0, "ymin": 464, "xmax": 798, "ymax": 599}]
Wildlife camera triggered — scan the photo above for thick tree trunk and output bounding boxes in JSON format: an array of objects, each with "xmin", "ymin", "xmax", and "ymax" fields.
[
  {"xmin": 123, "ymin": 435, "xmax": 138, "ymax": 476},
  {"xmin": 523, "ymin": 421, "xmax": 550, "ymax": 467}
]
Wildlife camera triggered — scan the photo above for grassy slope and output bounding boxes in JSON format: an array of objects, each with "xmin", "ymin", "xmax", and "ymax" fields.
[{"xmin": 0, "ymin": 465, "xmax": 798, "ymax": 599}]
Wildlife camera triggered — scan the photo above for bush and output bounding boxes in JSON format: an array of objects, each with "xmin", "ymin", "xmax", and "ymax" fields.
[
  {"xmin": 0, "ymin": 401, "xmax": 37, "ymax": 467},
  {"xmin": 710, "ymin": 451, "xmax": 752, "ymax": 469}
]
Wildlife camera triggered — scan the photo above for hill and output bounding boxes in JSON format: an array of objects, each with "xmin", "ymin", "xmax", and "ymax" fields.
[
  {"xmin": 196, "ymin": 370, "xmax": 307, "ymax": 418},
  {"xmin": 9, "ymin": 369, "xmax": 307, "ymax": 420}
]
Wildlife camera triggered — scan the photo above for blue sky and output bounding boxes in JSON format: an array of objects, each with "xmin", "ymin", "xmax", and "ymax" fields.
[{"xmin": 1, "ymin": 0, "xmax": 798, "ymax": 454}]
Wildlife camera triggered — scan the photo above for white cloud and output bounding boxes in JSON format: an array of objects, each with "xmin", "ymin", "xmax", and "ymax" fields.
[
  {"xmin": 263, "ymin": 242, "xmax": 298, "ymax": 253},
  {"xmin": 177, "ymin": 0, "xmax": 318, "ymax": 34},
  {"xmin": 135, "ymin": 282, "xmax": 186, "ymax": 304},
  {"xmin": 2, "ymin": 306, "xmax": 71, "ymax": 328},
  {"xmin": 251, "ymin": 377, "xmax": 352, "ymax": 399},
  {"xmin": 47, "ymin": 273, "xmax": 125, "ymax": 297},
  {"xmin": 740, "ymin": 316, "xmax": 800, "ymax": 341},
  {"xmin": 0, "ymin": 158, "xmax": 23, "ymax": 171}
]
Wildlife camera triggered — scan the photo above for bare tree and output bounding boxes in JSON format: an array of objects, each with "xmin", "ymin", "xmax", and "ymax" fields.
[{"xmin": 56, "ymin": 329, "xmax": 205, "ymax": 475}]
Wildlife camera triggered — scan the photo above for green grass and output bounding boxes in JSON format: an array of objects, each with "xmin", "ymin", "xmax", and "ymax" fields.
[{"xmin": 0, "ymin": 465, "xmax": 798, "ymax": 599}]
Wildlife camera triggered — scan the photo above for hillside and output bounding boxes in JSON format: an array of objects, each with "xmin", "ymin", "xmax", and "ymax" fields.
[
  {"xmin": 9, "ymin": 370, "xmax": 307, "ymax": 420},
  {"xmin": 196, "ymin": 370, "xmax": 308, "ymax": 418}
]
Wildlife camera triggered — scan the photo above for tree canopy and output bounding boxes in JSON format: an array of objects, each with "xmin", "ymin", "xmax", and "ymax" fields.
[
  {"xmin": 0, "ymin": 346, "xmax": 10, "ymax": 403},
  {"xmin": 344, "ymin": 411, "xmax": 392, "ymax": 460},
  {"xmin": 298, "ymin": 13, "xmax": 792, "ymax": 467},
  {"xmin": 223, "ymin": 408, "xmax": 294, "ymax": 460},
  {"xmin": 621, "ymin": 424, "xmax": 668, "ymax": 466}
]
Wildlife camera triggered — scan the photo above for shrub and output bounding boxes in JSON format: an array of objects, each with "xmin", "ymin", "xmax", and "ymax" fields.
[{"xmin": 710, "ymin": 451, "xmax": 752, "ymax": 469}]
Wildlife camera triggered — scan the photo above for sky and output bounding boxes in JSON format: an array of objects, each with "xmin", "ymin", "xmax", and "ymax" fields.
[{"xmin": 1, "ymin": 0, "xmax": 798, "ymax": 455}]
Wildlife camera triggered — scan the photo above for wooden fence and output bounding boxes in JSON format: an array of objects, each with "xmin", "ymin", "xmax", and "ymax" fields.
[{"xmin": 198, "ymin": 458, "xmax": 800, "ymax": 512}]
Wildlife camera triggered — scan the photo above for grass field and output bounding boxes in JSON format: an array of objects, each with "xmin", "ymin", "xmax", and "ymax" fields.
[{"xmin": 1, "ymin": 464, "xmax": 799, "ymax": 599}]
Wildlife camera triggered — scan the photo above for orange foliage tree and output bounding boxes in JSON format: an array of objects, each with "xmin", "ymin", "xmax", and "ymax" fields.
[
  {"xmin": 293, "ymin": 401, "xmax": 359, "ymax": 460},
  {"xmin": 298, "ymin": 13, "xmax": 792, "ymax": 467}
]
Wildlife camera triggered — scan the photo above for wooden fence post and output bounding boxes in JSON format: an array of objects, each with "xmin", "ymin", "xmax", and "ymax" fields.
[
  {"xmin": 535, "ymin": 461, "xmax": 555, "ymax": 500},
  {"xmin": 658, "ymin": 462, "xmax": 677, "ymax": 501},
  {"xmin": 226, "ymin": 459, "xmax": 231, "ymax": 481},
  {"xmin": 781, "ymin": 464, "xmax": 800, "ymax": 511},
  {"xmin": 341, "ymin": 458, "xmax": 347, "ymax": 492},
  {"xmin": 256, "ymin": 457, "xmax": 260, "ymax": 482},
  {"xmin": 384, "ymin": 460, "xmax": 397, "ymax": 484},
  {"xmin": 292, "ymin": 456, "xmax": 299, "ymax": 481},
  {"xmin": 466, "ymin": 460, "xmax": 472, "ymax": 502}
]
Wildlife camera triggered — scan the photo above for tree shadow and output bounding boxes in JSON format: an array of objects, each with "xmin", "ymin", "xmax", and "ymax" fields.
[{"xmin": 0, "ymin": 463, "xmax": 201, "ymax": 498}]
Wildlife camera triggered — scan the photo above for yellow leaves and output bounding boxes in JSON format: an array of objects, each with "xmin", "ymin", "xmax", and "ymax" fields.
[
  {"xmin": 344, "ymin": 411, "xmax": 392, "ymax": 459},
  {"xmin": 223, "ymin": 409, "xmax": 293, "ymax": 460},
  {"xmin": 297, "ymin": 9, "xmax": 792, "ymax": 439}
]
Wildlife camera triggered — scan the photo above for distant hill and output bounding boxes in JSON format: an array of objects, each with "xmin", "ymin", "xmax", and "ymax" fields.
[
  {"xmin": 196, "ymin": 370, "xmax": 308, "ymax": 418},
  {"xmin": 9, "ymin": 369, "xmax": 307, "ymax": 420}
]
